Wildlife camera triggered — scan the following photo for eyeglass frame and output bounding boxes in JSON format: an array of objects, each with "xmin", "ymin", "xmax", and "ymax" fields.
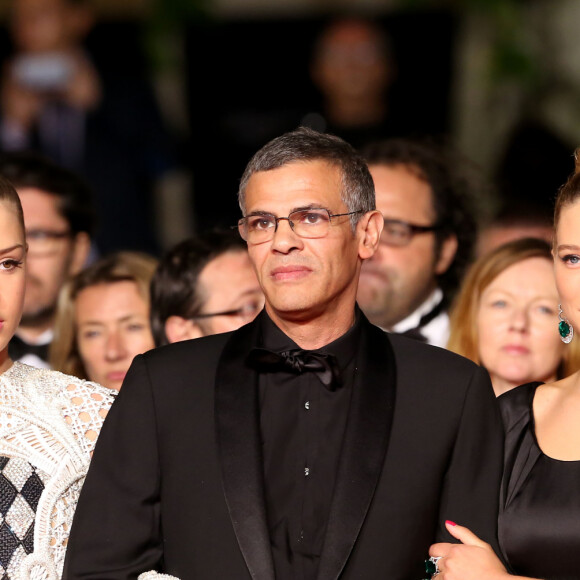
[
  {"xmin": 191, "ymin": 303, "xmax": 263, "ymax": 320},
  {"xmin": 234, "ymin": 207, "xmax": 364, "ymax": 243},
  {"xmin": 380, "ymin": 218, "xmax": 443, "ymax": 247},
  {"xmin": 25, "ymin": 229, "xmax": 73, "ymax": 256}
]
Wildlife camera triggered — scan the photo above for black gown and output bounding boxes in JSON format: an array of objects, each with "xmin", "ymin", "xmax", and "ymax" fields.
[{"xmin": 498, "ymin": 382, "xmax": 580, "ymax": 580}]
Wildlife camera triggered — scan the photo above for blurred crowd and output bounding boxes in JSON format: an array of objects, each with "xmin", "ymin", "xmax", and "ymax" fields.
[
  {"xmin": 0, "ymin": 0, "xmax": 574, "ymax": 394},
  {"xmin": 1, "ymin": 2, "xmax": 580, "ymax": 577}
]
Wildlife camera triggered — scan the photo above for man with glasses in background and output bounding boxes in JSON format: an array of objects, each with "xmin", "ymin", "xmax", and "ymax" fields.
[
  {"xmin": 150, "ymin": 229, "xmax": 264, "ymax": 346},
  {"xmin": 65, "ymin": 128, "xmax": 502, "ymax": 580},
  {"xmin": 0, "ymin": 152, "xmax": 94, "ymax": 367},
  {"xmin": 357, "ymin": 138, "xmax": 478, "ymax": 347}
]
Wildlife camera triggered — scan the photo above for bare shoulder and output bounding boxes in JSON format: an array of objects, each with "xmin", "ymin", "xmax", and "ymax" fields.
[{"xmin": 534, "ymin": 373, "xmax": 578, "ymax": 417}]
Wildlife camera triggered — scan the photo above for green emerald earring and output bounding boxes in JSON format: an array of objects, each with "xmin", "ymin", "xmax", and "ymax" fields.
[{"xmin": 559, "ymin": 305, "xmax": 574, "ymax": 344}]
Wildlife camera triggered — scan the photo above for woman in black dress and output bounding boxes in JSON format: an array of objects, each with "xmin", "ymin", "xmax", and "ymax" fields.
[{"xmin": 429, "ymin": 155, "xmax": 580, "ymax": 580}]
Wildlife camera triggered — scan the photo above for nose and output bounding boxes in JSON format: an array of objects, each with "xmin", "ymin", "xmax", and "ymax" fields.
[
  {"xmin": 104, "ymin": 330, "xmax": 127, "ymax": 361},
  {"xmin": 270, "ymin": 217, "xmax": 303, "ymax": 254},
  {"xmin": 509, "ymin": 307, "xmax": 529, "ymax": 332}
]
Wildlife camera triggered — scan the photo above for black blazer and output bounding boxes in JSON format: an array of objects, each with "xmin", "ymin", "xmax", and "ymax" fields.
[{"xmin": 63, "ymin": 312, "xmax": 503, "ymax": 580}]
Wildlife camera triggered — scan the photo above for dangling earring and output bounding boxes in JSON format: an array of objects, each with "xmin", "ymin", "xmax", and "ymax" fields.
[{"xmin": 559, "ymin": 305, "xmax": 574, "ymax": 344}]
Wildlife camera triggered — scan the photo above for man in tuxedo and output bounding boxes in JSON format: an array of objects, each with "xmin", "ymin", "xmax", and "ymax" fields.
[
  {"xmin": 357, "ymin": 138, "xmax": 478, "ymax": 347},
  {"xmin": 64, "ymin": 127, "xmax": 502, "ymax": 580},
  {"xmin": 0, "ymin": 151, "xmax": 93, "ymax": 368}
]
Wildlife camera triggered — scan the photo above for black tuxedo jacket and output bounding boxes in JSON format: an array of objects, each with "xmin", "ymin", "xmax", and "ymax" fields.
[{"xmin": 63, "ymin": 312, "xmax": 503, "ymax": 580}]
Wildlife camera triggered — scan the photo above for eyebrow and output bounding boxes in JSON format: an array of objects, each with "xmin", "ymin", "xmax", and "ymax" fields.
[
  {"xmin": 556, "ymin": 244, "xmax": 580, "ymax": 251},
  {"xmin": 246, "ymin": 204, "xmax": 325, "ymax": 216},
  {"xmin": 78, "ymin": 314, "xmax": 146, "ymax": 326},
  {"xmin": 0, "ymin": 244, "xmax": 26, "ymax": 254}
]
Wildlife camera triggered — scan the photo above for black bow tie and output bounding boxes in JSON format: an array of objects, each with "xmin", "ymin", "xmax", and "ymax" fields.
[
  {"xmin": 247, "ymin": 348, "xmax": 342, "ymax": 391},
  {"xmin": 8, "ymin": 335, "xmax": 49, "ymax": 363}
]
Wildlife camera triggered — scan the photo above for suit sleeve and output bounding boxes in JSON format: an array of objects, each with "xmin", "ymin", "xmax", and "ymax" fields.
[
  {"xmin": 63, "ymin": 355, "xmax": 163, "ymax": 580},
  {"xmin": 436, "ymin": 365, "xmax": 504, "ymax": 556}
]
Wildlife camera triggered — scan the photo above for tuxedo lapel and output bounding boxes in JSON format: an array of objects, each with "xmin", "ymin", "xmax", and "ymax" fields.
[
  {"xmin": 317, "ymin": 319, "xmax": 397, "ymax": 580},
  {"xmin": 215, "ymin": 316, "xmax": 275, "ymax": 580}
]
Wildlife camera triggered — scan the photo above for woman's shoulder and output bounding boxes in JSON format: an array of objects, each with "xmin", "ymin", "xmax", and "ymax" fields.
[
  {"xmin": 1, "ymin": 362, "xmax": 116, "ymax": 455},
  {"xmin": 4, "ymin": 361, "xmax": 116, "ymax": 405}
]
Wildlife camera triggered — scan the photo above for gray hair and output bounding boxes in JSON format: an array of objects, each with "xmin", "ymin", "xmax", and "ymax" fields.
[{"xmin": 238, "ymin": 127, "xmax": 375, "ymax": 229}]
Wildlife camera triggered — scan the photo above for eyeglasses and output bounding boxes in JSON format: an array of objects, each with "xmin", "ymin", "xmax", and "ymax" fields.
[
  {"xmin": 236, "ymin": 208, "xmax": 363, "ymax": 244},
  {"xmin": 380, "ymin": 219, "xmax": 441, "ymax": 247},
  {"xmin": 192, "ymin": 302, "xmax": 262, "ymax": 322},
  {"xmin": 26, "ymin": 229, "xmax": 71, "ymax": 256}
]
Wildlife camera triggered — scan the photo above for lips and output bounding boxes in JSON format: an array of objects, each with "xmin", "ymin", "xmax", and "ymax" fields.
[
  {"xmin": 270, "ymin": 265, "xmax": 312, "ymax": 281},
  {"xmin": 106, "ymin": 371, "xmax": 126, "ymax": 382},
  {"xmin": 502, "ymin": 345, "xmax": 530, "ymax": 355}
]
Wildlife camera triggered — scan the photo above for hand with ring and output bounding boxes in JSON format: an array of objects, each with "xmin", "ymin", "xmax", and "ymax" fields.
[
  {"xmin": 428, "ymin": 520, "xmax": 514, "ymax": 580},
  {"xmin": 424, "ymin": 555, "xmax": 442, "ymax": 577}
]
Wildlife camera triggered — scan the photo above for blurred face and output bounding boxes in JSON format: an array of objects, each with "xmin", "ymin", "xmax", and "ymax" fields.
[
  {"xmin": 75, "ymin": 280, "xmax": 154, "ymax": 391},
  {"xmin": 477, "ymin": 257, "xmax": 563, "ymax": 396},
  {"xmin": 554, "ymin": 200, "xmax": 580, "ymax": 334},
  {"xmin": 195, "ymin": 250, "xmax": 264, "ymax": 336},
  {"xmin": 357, "ymin": 164, "xmax": 456, "ymax": 328},
  {"xmin": 0, "ymin": 201, "xmax": 27, "ymax": 372},
  {"xmin": 10, "ymin": 0, "xmax": 84, "ymax": 53},
  {"xmin": 18, "ymin": 187, "xmax": 86, "ymax": 330},
  {"xmin": 245, "ymin": 160, "xmax": 376, "ymax": 327},
  {"xmin": 312, "ymin": 20, "xmax": 390, "ymax": 102}
]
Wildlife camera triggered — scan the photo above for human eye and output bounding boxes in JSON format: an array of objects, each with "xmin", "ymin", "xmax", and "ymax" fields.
[
  {"xmin": 294, "ymin": 209, "xmax": 328, "ymax": 226},
  {"xmin": 561, "ymin": 254, "xmax": 580, "ymax": 265},
  {"xmin": 536, "ymin": 303, "xmax": 556, "ymax": 316},
  {"xmin": 382, "ymin": 221, "xmax": 410, "ymax": 244},
  {"xmin": 80, "ymin": 329, "xmax": 101, "ymax": 340},
  {"xmin": 247, "ymin": 215, "xmax": 274, "ymax": 231},
  {"xmin": 239, "ymin": 301, "xmax": 262, "ymax": 316},
  {"xmin": 0, "ymin": 259, "xmax": 23, "ymax": 272},
  {"xmin": 127, "ymin": 322, "xmax": 146, "ymax": 332},
  {"xmin": 490, "ymin": 299, "xmax": 507, "ymax": 308}
]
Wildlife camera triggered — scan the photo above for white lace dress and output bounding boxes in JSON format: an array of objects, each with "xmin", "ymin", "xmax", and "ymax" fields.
[{"xmin": 0, "ymin": 362, "xmax": 115, "ymax": 580}]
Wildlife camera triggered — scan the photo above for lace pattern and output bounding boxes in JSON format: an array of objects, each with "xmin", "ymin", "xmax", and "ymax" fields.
[{"xmin": 0, "ymin": 363, "xmax": 115, "ymax": 580}]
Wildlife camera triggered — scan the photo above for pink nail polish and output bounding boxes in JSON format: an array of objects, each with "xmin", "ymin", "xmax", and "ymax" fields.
[{"xmin": 446, "ymin": 520, "xmax": 456, "ymax": 526}]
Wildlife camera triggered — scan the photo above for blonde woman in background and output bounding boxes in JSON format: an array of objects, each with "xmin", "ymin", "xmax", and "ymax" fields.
[
  {"xmin": 50, "ymin": 252, "xmax": 157, "ymax": 392},
  {"xmin": 0, "ymin": 175, "xmax": 115, "ymax": 579},
  {"xmin": 447, "ymin": 237, "xmax": 580, "ymax": 397}
]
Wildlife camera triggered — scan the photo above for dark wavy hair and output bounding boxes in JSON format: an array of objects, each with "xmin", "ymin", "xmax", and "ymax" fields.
[
  {"xmin": 361, "ymin": 137, "xmax": 479, "ymax": 296},
  {"xmin": 0, "ymin": 152, "xmax": 96, "ymax": 237},
  {"xmin": 149, "ymin": 230, "xmax": 247, "ymax": 347}
]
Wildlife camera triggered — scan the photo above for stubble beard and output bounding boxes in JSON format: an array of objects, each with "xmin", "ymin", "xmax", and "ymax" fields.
[{"xmin": 19, "ymin": 304, "xmax": 56, "ymax": 330}]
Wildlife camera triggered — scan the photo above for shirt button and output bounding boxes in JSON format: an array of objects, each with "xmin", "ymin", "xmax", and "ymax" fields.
[
  {"xmin": 304, "ymin": 467, "xmax": 310, "ymax": 476},
  {"xmin": 305, "ymin": 401, "xmax": 310, "ymax": 410}
]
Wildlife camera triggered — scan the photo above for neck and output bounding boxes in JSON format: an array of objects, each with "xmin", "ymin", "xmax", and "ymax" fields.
[
  {"xmin": 326, "ymin": 98, "xmax": 386, "ymax": 128},
  {"xmin": 0, "ymin": 349, "xmax": 12, "ymax": 375},
  {"xmin": 266, "ymin": 305, "xmax": 356, "ymax": 350},
  {"xmin": 16, "ymin": 321, "xmax": 53, "ymax": 343}
]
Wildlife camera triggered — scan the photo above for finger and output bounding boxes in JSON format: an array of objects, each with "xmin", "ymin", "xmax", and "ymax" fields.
[
  {"xmin": 429, "ymin": 543, "xmax": 452, "ymax": 557},
  {"xmin": 445, "ymin": 521, "xmax": 488, "ymax": 548}
]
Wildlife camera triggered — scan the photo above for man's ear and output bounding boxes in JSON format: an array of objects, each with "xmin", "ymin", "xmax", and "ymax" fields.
[
  {"xmin": 434, "ymin": 233, "xmax": 458, "ymax": 275},
  {"xmin": 69, "ymin": 232, "xmax": 91, "ymax": 275},
  {"xmin": 164, "ymin": 316, "xmax": 204, "ymax": 344},
  {"xmin": 358, "ymin": 210, "xmax": 383, "ymax": 260}
]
